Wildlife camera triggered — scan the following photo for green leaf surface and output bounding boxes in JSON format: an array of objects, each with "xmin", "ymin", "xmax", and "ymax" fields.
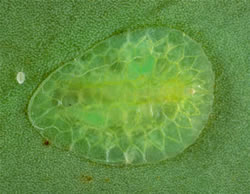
[{"xmin": 0, "ymin": 0, "xmax": 249, "ymax": 193}]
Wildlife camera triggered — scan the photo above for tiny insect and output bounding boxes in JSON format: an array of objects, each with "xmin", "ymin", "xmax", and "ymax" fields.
[{"xmin": 16, "ymin": 72, "xmax": 25, "ymax": 84}]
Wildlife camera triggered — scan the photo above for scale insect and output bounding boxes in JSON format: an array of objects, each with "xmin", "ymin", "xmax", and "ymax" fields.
[
  {"xmin": 16, "ymin": 71, "xmax": 25, "ymax": 84},
  {"xmin": 27, "ymin": 26, "xmax": 214, "ymax": 165}
]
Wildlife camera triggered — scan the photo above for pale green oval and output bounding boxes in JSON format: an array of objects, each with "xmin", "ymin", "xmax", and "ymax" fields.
[{"xmin": 28, "ymin": 27, "xmax": 214, "ymax": 165}]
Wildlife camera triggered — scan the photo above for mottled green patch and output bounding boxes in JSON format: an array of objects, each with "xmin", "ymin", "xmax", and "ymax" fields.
[{"xmin": 28, "ymin": 27, "xmax": 214, "ymax": 165}]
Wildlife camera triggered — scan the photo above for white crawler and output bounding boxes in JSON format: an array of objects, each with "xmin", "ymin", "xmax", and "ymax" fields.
[
  {"xmin": 191, "ymin": 88, "xmax": 196, "ymax": 95},
  {"xmin": 16, "ymin": 72, "xmax": 25, "ymax": 84}
]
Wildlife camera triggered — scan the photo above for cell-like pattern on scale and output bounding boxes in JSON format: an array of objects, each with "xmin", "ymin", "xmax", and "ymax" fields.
[{"xmin": 28, "ymin": 27, "xmax": 214, "ymax": 165}]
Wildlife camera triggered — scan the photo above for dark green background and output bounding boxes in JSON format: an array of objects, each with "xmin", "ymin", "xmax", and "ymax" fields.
[{"xmin": 0, "ymin": 0, "xmax": 249, "ymax": 193}]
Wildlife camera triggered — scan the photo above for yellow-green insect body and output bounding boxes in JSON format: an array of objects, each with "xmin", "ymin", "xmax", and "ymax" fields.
[{"xmin": 28, "ymin": 27, "xmax": 214, "ymax": 165}]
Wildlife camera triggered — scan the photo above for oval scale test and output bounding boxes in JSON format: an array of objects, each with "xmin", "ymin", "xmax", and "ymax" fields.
[{"xmin": 28, "ymin": 27, "xmax": 214, "ymax": 165}]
